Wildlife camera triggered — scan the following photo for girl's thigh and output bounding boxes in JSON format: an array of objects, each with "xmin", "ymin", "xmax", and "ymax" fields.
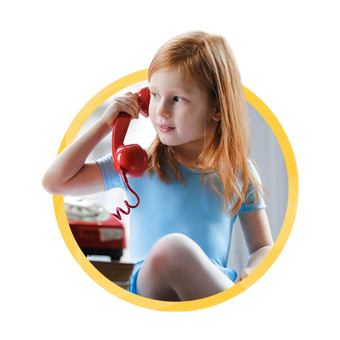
[{"xmin": 136, "ymin": 233, "xmax": 234, "ymax": 301}]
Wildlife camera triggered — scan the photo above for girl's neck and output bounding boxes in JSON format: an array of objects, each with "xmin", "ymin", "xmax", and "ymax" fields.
[{"xmin": 173, "ymin": 146, "xmax": 209, "ymax": 170}]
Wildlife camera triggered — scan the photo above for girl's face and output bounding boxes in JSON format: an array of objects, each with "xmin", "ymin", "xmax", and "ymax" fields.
[{"xmin": 149, "ymin": 67, "xmax": 220, "ymax": 158}]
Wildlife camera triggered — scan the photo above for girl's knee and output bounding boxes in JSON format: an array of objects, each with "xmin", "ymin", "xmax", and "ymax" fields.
[
  {"xmin": 147, "ymin": 233, "xmax": 201, "ymax": 275},
  {"xmin": 154, "ymin": 233, "xmax": 198, "ymax": 256}
]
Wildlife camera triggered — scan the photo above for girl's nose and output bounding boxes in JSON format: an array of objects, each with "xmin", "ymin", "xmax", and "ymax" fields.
[{"xmin": 156, "ymin": 100, "xmax": 171, "ymax": 118}]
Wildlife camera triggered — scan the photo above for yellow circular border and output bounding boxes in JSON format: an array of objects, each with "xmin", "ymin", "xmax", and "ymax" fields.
[{"xmin": 53, "ymin": 69, "xmax": 298, "ymax": 312}]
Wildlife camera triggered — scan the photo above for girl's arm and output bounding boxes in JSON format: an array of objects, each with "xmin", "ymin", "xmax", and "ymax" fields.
[
  {"xmin": 41, "ymin": 92, "xmax": 140, "ymax": 196},
  {"xmin": 235, "ymin": 208, "xmax": 274, "ymax": 283},
  {"xmin": 42, "ymin": 120, "xmax": 111, "ymax": 196}
]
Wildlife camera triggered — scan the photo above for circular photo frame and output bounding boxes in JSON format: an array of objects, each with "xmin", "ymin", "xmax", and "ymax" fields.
[{"xmin": 53, "ymin": 69, "xmax": 298, "ymax": 312}]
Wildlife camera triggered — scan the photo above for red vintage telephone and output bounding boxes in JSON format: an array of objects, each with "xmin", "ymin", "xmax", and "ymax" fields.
[{"xmin": 111, "ymin": 86, "xmax": 151, "ymax": 220}]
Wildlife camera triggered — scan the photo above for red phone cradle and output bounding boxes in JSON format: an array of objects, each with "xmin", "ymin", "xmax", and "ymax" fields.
[{"xmin": 111, "ymin": 86, "xmax": 151, "ymax": 220}]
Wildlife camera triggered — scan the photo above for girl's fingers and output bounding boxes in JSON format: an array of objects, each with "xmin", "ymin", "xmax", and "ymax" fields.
[{"xmin": 114, "ymin": 98, "xmax": 139, "ymax": 118}]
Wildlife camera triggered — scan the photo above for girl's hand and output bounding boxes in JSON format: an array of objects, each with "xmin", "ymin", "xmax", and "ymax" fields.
[
  {"xmin": 100, "ymin": 92, "xmax": 140, "ymax": 129},
  {"xmin": 234, "ymin": 268, "xmax": 253, "ymax": 284}
]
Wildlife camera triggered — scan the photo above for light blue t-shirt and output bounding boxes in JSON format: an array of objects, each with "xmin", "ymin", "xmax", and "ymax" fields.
[{"xmin": 96, "ymin": 154, "xmax": 266, "ymax": 280}]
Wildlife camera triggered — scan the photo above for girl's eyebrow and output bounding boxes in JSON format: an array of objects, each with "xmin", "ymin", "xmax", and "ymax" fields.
[{"xmin": 149, "ymin": 86, "xmax": 194, "ymax": 96}]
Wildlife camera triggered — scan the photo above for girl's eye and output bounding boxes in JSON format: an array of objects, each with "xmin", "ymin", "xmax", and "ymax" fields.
[
  {"xmin": 173, "ymin": 96, "xmax": 184, "ymax": 102},
  {"xmin": 151, "ymin": 92, "xmax": 160, "ymax": 99}
]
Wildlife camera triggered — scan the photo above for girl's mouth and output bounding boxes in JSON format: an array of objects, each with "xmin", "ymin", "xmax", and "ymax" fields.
[{"xmin": 158, "ymin": 124, "xmax": 175, "ymax": 133}]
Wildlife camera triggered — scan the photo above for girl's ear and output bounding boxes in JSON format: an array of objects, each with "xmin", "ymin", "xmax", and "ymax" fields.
[{"xmin": 212, "ymin": 106, "xmax": 221, "ymax": 122}]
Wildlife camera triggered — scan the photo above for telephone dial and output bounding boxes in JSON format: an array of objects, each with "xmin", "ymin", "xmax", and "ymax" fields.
[{"xmin": 111, "ymin": 86, "xmax": 151, "ymax": 220}]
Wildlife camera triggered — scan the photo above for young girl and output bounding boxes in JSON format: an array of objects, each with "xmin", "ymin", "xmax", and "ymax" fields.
[{"xmin": 42, "ymin": 31, "xmax": 274, "ymax": 302}]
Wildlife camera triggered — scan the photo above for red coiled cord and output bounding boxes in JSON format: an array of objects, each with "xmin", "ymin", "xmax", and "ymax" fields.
[{"xmin": 111, "ymin": 171, "xmax": 140, "ymax": 220}]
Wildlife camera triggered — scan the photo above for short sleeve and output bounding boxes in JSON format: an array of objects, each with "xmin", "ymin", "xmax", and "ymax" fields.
[
  {"xmin": 95, "ymin": 154, "xmax": 124, "ymax": 191},
  {"xmin": 238, "ymin": 160, "xmax": 266, "ymax": 214}
]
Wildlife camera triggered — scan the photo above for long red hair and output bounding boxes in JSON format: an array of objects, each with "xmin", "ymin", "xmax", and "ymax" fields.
[{"xmin": 147, "ymin": 31, "xmax": 263, "ymax": 215}]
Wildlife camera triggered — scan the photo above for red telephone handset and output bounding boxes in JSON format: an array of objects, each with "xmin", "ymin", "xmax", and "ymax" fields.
[{"xmin": 111, "ymin": 86, "xmax": 151, "ymax": 220}]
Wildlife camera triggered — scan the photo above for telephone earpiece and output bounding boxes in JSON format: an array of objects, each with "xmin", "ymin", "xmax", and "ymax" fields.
[
  {"xmin": 111, "ymin": 86, "xmax": 150, "ymax": 220},
  {"xmin": 135, "ymin": 86, "xmax": 150, "ymax": 118}
]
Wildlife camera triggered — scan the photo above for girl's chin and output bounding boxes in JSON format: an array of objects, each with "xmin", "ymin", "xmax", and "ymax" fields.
[{"xmin": 158, "ymin": 136, "xmax": 181, "ymax": 147}]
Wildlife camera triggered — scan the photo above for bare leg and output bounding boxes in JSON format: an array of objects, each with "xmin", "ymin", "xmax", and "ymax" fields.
[{"xmin": 136, "ymin": 233, "xmax": 235, "ymax": 301}]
